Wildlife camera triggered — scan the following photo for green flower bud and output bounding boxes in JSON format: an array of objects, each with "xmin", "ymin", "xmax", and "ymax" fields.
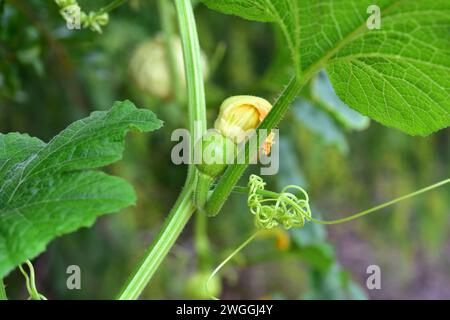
[{"xmin": 195, "ymin": 130, "xmax": 235, "ymax": 179}]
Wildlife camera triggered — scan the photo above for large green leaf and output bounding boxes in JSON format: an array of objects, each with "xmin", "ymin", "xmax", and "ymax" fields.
[
  {"xmin": 201, "ymin": 0, "xmax": 450, "ymax": 136},
  {"xmin": 293, "ymin": 99, "xmax": 349, "ymax": 154},
  {"xmin": 311, "ymin": 71, "xmax": 370, "ymax": 131},
  {"xmin": 0, "ymin": 100, "xmax": 163, "ymax": 278}
]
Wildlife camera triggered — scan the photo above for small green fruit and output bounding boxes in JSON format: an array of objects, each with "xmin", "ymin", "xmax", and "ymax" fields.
[
  {"xmin": 184, "ymin": 271, "xmax": 221, "ymax": 300},
  {"xmin": 195, "ymin": 131, "xmax": 236, "ymax": 179}
]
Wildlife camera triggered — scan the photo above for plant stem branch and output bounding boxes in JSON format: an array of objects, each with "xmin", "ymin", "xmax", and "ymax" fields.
[
  {"xmin": 194, "ymin": 207, "xmax": 210, "ymax": 271},
  {"xmin": 0, "ymin": 279, "xmax": 7, "ymax": 300},
  {"xmin": 118, "ymin": 0, "xmax": 207, "ymax": 299},
  {"xmin": 195, "ymin": 173, "xmax": 212, "ymax": 210},
  {"xmin": 175, "ymin": 0, "xmax": 206, "ymax": 138},
  {"xmin": 158, "ymin": 0, "xmax": 183, "ymax": 104},
  {"xmin": 117, "ymin": 183, "xmax": 195, "ymax": 300},
  {"xmin": 207, "ymin": 231, "xmax": 260, "ymax": 300}
]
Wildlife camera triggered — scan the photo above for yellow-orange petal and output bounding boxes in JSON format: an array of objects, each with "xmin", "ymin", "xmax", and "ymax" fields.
[{"xmin": 214, "ymin": 95, "xmax": 272, "ymax": 143}]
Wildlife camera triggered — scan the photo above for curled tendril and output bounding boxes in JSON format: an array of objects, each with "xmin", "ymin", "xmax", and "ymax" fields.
[
  {"xmin": 207, "ymin": 176, "xmax": 450, "ymax": 300},
  {"xmin": 19, "ymin": 260, "xmax": 47, "ymax": 300},
  {"xmin": 247, "ymin": 174, "xmax": 312, "ymax": 230}
]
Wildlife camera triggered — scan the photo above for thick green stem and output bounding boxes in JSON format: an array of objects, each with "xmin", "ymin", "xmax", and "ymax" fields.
[
  {"xmin": 194, "ymin": 208, "xmax": 210, "ymax": 271},
  {"xmin": 174, "ymin": 0, "xmax": 210, "ymax": 272},
  {"xmin": 205, "ymin": 75, "xmax": 307, "ymax": 216},
  {"xmin": 118, "ymin": 0, "xmax": 206, "ymax": 299},
  {"xmin": 176, "ymin": 0, "xmax": 206, "ymax": 135},
  {"xmin": 0, "ymin": 279, "xmax": 7, "ymax": 300},
  {"xmin": 176, "ymin": 0, "xmax": 207, "ymax": 182},
  {"xmin": 117, "ymin": 183, "xmax": 195, "ymax": 300},
  {"xmin": 195, "ymin": 173, "xmax": 212, "ymax": 210},
  {"xmin": 207, "ymin": 231, "xmax": 261, "ymax": 300},
  {"xmin": 157, "ymin": 0, "xmax": 183, "ymax": 104}
]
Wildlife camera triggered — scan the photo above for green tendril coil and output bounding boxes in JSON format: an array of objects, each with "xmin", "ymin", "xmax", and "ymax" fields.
[
  {"xmin": 207, "ymin": 176, "xmax": 449, "ymax": 300},
  {"xmin": 247, "ymin": 174, "xmax": 312, "ymax": 230}
]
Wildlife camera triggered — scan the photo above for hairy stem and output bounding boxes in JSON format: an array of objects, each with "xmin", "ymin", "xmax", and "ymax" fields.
[
  {"xmin": 118, "ymin": 0, "xmax": 206, "ymax": 299},
  {"xmin": 176, "ymin": 0, "xmax": 206, "ymax": 135},
  {"xmin": 194, "ymin": 207, "xmax": 211, "ymax": 271},
  {"xmin": 176, "ymin": 0, "xmax": 207, "ymax": 182},
  {"xmin": 117, "ymin": 183, "xmax": 195, "ymax": 300},
  {"xmin": 195, "ymin": 173, "xmax": 212, "ymax": 210}
]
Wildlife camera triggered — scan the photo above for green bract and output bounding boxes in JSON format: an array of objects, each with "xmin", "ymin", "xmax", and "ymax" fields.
[{"xmin": 0, "ymin": 100, "xmax": 162, "ymax": 279}]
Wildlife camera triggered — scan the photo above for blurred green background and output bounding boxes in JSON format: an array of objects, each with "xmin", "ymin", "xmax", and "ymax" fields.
[{"xmin": 1, "ymin": 0, "xmax": 449, "ymax": 300}]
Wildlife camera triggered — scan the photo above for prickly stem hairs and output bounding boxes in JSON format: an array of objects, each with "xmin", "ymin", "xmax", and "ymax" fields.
[{"xmin": 207, "ymin": 175, "xmax": 450, "ymax": 299}]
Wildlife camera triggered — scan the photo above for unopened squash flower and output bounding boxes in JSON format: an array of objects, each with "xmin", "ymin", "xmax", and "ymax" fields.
[
  {"xmin": 129, "ymin": 35, "xmax": 208, "ymax": 100},
  {"xmin": 214, "ymin": 95, "xmax": 274, "ymax": 154},
  {"xmin": 195, "ymin": 95, "xmax": 274, "ymax": 211}
]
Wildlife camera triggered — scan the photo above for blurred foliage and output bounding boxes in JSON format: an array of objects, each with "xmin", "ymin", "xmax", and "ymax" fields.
[{"xmin": 1, "ymin": 0, "xmax": 449, "ymax": 300}]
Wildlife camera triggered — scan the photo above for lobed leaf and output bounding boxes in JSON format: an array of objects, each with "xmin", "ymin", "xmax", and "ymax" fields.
[
  {"xmin": 311, "ymin": 71, "xmax": 370, "ymax": 131},
  {"xmin": 0, "ymin": 100, "xmax": 163, "ymax": 278}
]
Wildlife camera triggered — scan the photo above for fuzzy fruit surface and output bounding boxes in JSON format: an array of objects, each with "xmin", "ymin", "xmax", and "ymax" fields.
[
  {"xmin": 195, "ymin": 131, "xmax": 235, "ymax": 179},
  {"xmin": 184, "ymin": 271, "xmax": 221, "ymax": 299}
]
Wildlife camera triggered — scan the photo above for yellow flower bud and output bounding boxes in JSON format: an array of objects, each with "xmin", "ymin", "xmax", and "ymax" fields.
[{"xmin": 214, "ymin": 95, "xmax": 272, "ymax": 144}]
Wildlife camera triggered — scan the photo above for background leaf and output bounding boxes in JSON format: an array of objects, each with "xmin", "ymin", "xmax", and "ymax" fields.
[
  {"xmin": 311, "ymin": 71, "xmax": 370, "ymax": 131},
  {"xmin": 0, "ymin": 100, "xmax": 162, "ymax": 278},
  {"xmin": 293, "ymin": 99, "xmax": 349, "ymax": 154}
]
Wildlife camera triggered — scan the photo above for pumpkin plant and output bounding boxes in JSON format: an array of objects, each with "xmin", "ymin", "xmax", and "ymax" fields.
[{"xmin": 0, "ymin": 0, "xmax": 449, "ymax": 300}]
